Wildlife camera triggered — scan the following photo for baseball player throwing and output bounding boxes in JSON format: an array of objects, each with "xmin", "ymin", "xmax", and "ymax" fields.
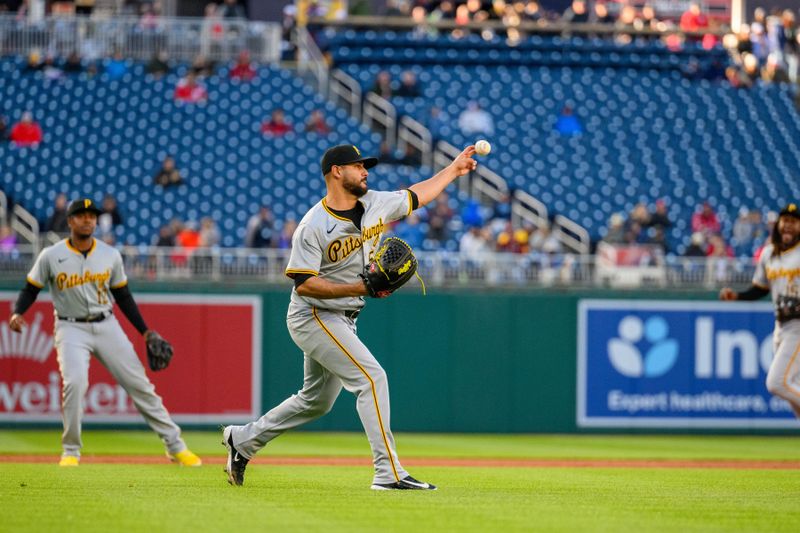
[
  {"xmin": 223, "ymin": 143, "xmax": 478, "ymax": 489},
  {"xmin": 9, "ymin": 198, "xmax": 201, "ymax": 467},
  {"xmin": 720, "ymin": 203, "xmax": 800, "ymax": 419}
]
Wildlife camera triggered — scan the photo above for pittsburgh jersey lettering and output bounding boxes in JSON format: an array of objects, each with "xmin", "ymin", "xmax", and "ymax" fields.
[
  {"xmin": 325, "ymin": 218, "xmax": 385, "ymax": 263},
  {"xmin": 56, "ymin": 269, "xmax": 112, "ymax": 290}
]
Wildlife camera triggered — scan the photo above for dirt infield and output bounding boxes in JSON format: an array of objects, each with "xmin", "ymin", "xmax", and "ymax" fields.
[{"xmin": 2, "ymin": 455, "xmax": 800, "ymax": 469}]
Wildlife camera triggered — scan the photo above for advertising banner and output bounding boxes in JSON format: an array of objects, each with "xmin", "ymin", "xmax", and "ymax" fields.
[
  {"xmin": 577, "ymin": 299, "xmax": 796, "ymax": 428},
  {"xmin": 0, "ymin": 293, "xmax": 261, "ymax": 423}
]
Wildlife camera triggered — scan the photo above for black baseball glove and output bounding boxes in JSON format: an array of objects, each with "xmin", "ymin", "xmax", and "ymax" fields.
[
  {"xmin": 145, "ymin": 330, "xmax": 174, "ymax": 371},
  {"xmin": 360, "ymin": 237, "xmax": 418, "ymax": 298}
]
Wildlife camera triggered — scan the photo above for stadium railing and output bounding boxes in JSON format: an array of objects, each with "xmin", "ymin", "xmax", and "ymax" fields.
[
  {"xmin": 0, "ymin": 14, "xmax": 282, "ymax": 63},
  {"xmin": 0, "ymin": 244, "xmax": 756, "ymax": 289}
]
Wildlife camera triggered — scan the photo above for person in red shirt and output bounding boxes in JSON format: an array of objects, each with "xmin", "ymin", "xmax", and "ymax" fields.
[
  {"xmin": 691, "ymin": 202, "xmax": 721, "ymax": 235},
  {"xmin": 303, "ymin": 109, "xmax": 330, "ymax": 135},
  {"xmin": 10, "ymin": 112, "xmax": 43, "ymax": 147},
  {"xmin": 229, "ymin": 50, "xmax": 256, "ymax": 81},
  {"xmin": 680, "ymin": 2, "xmax": 709, "ymax": 33},
  {"xmin": 174, "ymin": 72, "xmax": 208, "ymax": 103},
  {"xmin": 260, "ymin": 109, "xmax": 293, "ymax": 136}
]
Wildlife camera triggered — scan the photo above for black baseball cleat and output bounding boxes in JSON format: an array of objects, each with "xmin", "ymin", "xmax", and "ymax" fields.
[
  {"xmin": 222, "ymin": 425, "xmax": 249, "ymax": 486},
  {"xmin": 371, "ymin": 475, "xmax": 437, "ymax": 491}
]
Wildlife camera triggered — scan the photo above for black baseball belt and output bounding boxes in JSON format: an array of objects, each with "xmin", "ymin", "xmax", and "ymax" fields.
[{"xmin": 58, "ymin": 311, "xmax": 113, "ymax": 323}]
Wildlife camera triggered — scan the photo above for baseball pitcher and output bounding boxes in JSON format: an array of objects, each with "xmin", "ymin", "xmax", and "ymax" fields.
[{"xmin": 223, "ymin": 143, "xmax": 478, "ymax": 489}]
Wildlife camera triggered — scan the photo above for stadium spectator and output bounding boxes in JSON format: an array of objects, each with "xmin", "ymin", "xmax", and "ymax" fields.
[
  {"xmin": 781, "ymin": 10, "xmax": 799, "ymax": 83},
  {"xmin": 303, "ymin": 109, "xmax": 330, "ymax": 135},
  {"xmin": 762, "ymin": 53, "xmax": 790, "ymax": 84},
  {"xmin": 733, "ymin": 207, "xmax": 762, "ymax": 251},
  {"xmin": 276, "ymin": 218, "xmax": 297, "ymax": 249},
  {"xmin": 554, "ymin": 105, "xmax": 582, "ymax": 136},
  {"xmin": 691, "ymin": 202, "xmax": 721, "ymax": 235},
  {"xmin": 369, "ymin": 70, "xmax": 393, "ymax": 99},
  {"xmin": 199, "ymin": 217, "xmax": 221, "ymax": 247},
  {"xmin": 562, "ymin": 0, "xmax": 589, "ymax": 24},
  {"xmin": 244, "ymin": 206, "xmax": 275, "ymax": 248},
  {"xmin": 602, "ymin": 213, "xmax": 626, "ymax": 244},
  {"xmin": 100, "ymin": 194, "xmax": 123, "ymax": 228},
  {"xmin": 200, "ymin": 3, "xmax": 224, "ymax": 58},
  {"xmin": 593, "ymin": 2, "xmax": 614, "ymax": 25},
  {"xmin": 726, "ymin": 65, "xmax": 752, "ymax": 88},
  {"xmin": 138, "ymin": 1, "xmax": 162, "ymax": 31},
  {"xmin": 154, "ymin": 156, "xmax": 183, "ymax": 186},
  {"xmin": 530, "ymin": 224, "xmax": 562, "ymax": 254},
  {"xmin": 146, "ymin": 51, "xmax": 170, "ymax": 77},
  {"xmin": 45, "ymin": 193, "xmax": 69, "ymax": 234},
  {"xmin": 154, "ymin": 224, "xmax": 176, "ymax": 247},
  {"xmin": 396, "ymin": 144, "xmax": 422, "ymax": 166},
  {"xmin": 629, "ymin": 202, "xmax": 650, "ymax": 227},
  {"xmin": 461, "ymin": 198, "xmax": 484, "ymax": 229},
  {"xmin": 426, "ymin": 193, "xmax": 454, "ymax": 244},
  {"xmin": 176, "ymin": 221, "xmax": 201, "ymax": 251},
  {"xmin": 219, "ymin": 0, "xmax": 246, "ymax": 19},
  {"xmin": 395, "ymin": 70, "xmax": 422, "ymax": 98},
  {"xmin": 647, "ymin": 199, "xmax": 672, "ymax": 229},
  {"xmin": 104, "ymin": 50, "xmax": 128, "ymax": 80},
  {"xmin": 679, "ymin": 2, "xmax": 709, "ymax": 34},
  {"xmin": 684, "ymin": 232, "xmax": 707, "ymax": 257},
  {"xmin": 63, "ymin": 51, "xmax": 83, "ymax": 74},
  {"xmin": 260, "ymin": 109, "xmax": 293, "ymax": 136},
  {"xmin": 706, "ymin": 233, "xmax": 734, "ymax": 258},
  {"xmin": 377, "ymin": 141, "xmax": 398, "ymax": 164},
  {"xmin": 174, "ymin": 72, "xmax": 208, "ymax": 103},
  {"xmin": 458, "ymin": 101, "xmax": 494, "ymax": 136},
  {"xmin": 24, "ymin": 48, "xmax": 42, "ymax": 72},
  {"xmin": 41, "ymin": 54, "xmax": 63, "ymax": 81},
  {"xmin": 229, "ymin": 50, "xmax": 256, "ymax": 81},
  {"xmin": 459, "ymin": 225, "xmax": 491, "ymax": 260},
  {"xmin": 10, "ymin": 111, "xmax": 43, "ymax": 147}
]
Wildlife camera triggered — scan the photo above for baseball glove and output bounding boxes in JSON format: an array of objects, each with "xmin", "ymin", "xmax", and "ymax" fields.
[
  {"xmin": 360, "ymin": 237, "xmax": 418, "ymax": 298},
  {"xmin": 145, "ymin": 330, "xmax": 173, "ymax": 372}
]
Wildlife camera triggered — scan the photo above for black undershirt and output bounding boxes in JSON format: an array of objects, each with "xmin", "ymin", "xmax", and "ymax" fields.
[
  {"xmin": 293, "ymin": 190, "xmax": 420, "ymax": 289},
  {"xmin": 736, "ymin": 285, "xmax": 770, "ymax": 301}
]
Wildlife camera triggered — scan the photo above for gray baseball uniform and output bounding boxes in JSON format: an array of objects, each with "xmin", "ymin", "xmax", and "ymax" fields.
[
  {"xmin": 27, "ymin": 238, "xmax": 187, "ymax": 458},
  {"xmin": 752, "ymin": 241, "xmax": 800, "ymax": 408},
  {"xmin": 231, "ymin": 189, "xmax": 414, "ymax": 485}
]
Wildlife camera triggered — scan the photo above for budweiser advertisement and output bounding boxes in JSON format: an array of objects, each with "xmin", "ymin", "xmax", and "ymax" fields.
[{"xmin": 0, "ymin": 293, "xmax": 262, "ymax": 423}]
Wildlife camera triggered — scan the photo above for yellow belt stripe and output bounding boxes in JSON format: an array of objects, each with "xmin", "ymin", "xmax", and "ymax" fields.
[
  {"xmin": 781, "ymin": 337, "xmax": 800, "ymax": 400},
  {"xmin": 312, "ymin": 307, "xmax": 400, "ymax": 481}
]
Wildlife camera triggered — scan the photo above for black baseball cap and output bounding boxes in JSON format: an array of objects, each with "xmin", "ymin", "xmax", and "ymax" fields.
[
  {"xmin": 320, "ymin": 144, "xmax": 378, "ymax": 176},
  {"xmin": 67, "ymin": 198, "xmax": 102, "ymax": 217},
  {"xmin": 779, "ymin": 203, "xmax": 800, "ymax": 220}
]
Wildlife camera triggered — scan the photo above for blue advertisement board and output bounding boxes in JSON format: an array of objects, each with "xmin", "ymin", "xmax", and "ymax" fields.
[{"xmin": 577, "ymin": 300, "xmax": 796, "ymax": 428}]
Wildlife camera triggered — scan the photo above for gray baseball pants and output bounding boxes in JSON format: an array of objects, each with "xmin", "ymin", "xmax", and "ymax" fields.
[
  {"xmin": 766, "ymin": 319, "xmax": 800, "ymax": 419},
  {"xmin": 231, "ymin": 307, "xmax": 408, "ymax": 485},
  {"xmin": 55, "ymin": 316, "xmax": 186, "ymax": 457}
]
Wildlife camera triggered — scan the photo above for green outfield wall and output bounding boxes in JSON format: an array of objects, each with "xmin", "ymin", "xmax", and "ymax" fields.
[{"xmin": 3, "ymin": 281, "xmax": 727, "ymax": 433}]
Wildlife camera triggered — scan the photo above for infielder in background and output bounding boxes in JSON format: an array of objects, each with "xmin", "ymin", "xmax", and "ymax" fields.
[
  {"xmin": 9, "ymin": 198, "xmax": 202, "ymax": 467},
  {"xmin": 720, "ymin": 203, "xmax": 800, "ymax": 419},
  {"xmin": 223, "ymin": 143, "xmax": 478, "ymax": 490}
]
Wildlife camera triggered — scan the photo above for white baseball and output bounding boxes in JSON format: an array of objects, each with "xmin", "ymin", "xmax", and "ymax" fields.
[{"xmin": 475, "ymin": 140, "xmax": 491, "ymax": 156}]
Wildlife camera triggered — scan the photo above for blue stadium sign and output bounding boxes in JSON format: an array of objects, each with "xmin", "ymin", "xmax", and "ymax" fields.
[{"xmin": 577, "ymin": 300, "xmax": 797, "ymax": 428}]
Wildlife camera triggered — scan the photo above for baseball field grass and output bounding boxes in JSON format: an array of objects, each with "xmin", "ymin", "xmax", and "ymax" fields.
[{"xmin": 1, "ymin": 431, "xmax": 799, "ymax": 532}]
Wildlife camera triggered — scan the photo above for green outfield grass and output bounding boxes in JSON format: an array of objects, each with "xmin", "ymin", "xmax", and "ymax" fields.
[{"xmin": 1, "ymin": 431, "xmax": 799, "ymax": 533}]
